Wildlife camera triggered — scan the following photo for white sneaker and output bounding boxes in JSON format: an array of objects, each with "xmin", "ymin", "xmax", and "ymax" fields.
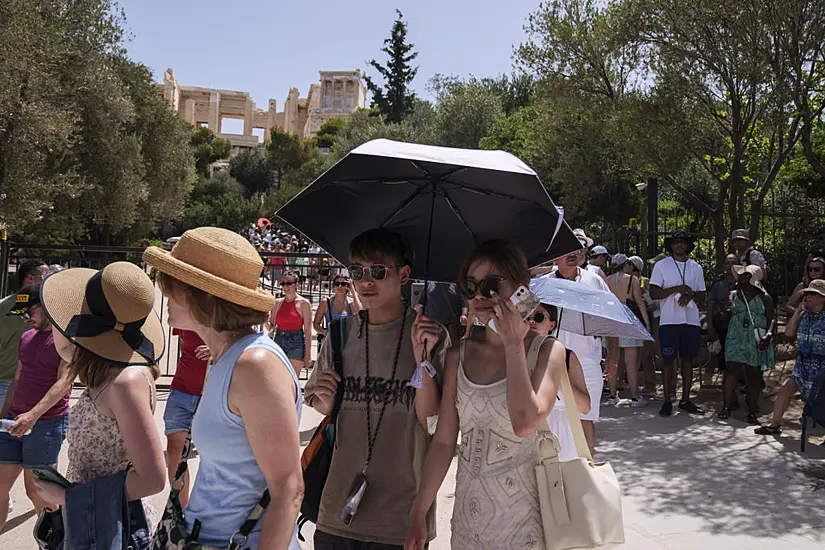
[
  {"xmin": 631, "ymin": 396, "xmax": 649, "ymax": 408},
  {"xmin": 606, "ymin": 395, "xmax": 618, "ymax": 406}
]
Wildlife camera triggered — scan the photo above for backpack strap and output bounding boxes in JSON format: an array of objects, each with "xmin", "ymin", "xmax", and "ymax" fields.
[{"xmin": 329, "ymin": 318, "xmax": 346, "ymax": 421}]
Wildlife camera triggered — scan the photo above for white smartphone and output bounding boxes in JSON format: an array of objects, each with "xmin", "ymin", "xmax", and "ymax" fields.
[{"xmin": 488, "ymin": 285, "xmax": 541, "ymax": 333}]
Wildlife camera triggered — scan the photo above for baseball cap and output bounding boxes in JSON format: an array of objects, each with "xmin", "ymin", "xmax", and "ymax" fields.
[
  {"xmin": 8, "ymin": 283, "xmax": 41, "ymax": 316},
  {"xmin": 629, "ymin": 256, "xmax": 644, "ymax": 273},
  {"xmin": 591, "ymin": 245, "xmax": 609, "ymax": 257},
  {"xmin": 612, "ymin": 254, "xmax": 628, "ymax": 266}
]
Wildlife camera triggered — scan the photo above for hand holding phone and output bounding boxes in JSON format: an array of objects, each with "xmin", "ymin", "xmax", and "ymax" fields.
[
  {"xmin": 28, "ymin": 466, "xmax": 72, "ymax": 489},
  {"xmin": 487, "ymin": 286, "xmax": 540, "ymax": 338}
]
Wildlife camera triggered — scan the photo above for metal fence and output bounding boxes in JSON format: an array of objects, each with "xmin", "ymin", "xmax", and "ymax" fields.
[{"xmin": 0, "ymin": 242, "xmax": 342, "ymax": 379}]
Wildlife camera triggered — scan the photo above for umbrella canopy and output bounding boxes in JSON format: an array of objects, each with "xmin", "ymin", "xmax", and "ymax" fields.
[
  {"xmin": 257, "ymin": 217, "xmax": 272, "ymax": 228},
  {"xmin": 276, "ymin": 139, "xmax": 581, "ymax": 282},
  {"xmin": 530, "ymin": 275, "xmax": 653, "ymax": 341}
]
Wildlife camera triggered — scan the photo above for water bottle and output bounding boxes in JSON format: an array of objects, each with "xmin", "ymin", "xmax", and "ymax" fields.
[{"xmin": 0, "ymin": 419, "xmax": 31, "ymax": 436}]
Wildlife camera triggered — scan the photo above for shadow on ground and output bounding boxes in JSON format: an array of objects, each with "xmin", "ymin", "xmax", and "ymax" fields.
[{"xmin": 598, "ymin": 404, "xmax": 825, "ymax": 542}]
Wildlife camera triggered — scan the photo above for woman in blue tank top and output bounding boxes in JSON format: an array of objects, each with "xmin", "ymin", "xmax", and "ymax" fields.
[
  {"xmin": 312, "ymin": 274, "xmax": 362, "ymax": 352},
  {"xmin": 146, "ymin": 227, "xmax": 303, "ymax": 550}
]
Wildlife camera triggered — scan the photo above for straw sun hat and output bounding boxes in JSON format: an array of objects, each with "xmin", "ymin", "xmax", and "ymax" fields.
[
  {"xmin": 733, "ymin": 264, "xmax": 766, "ymax": 294},
  {"xmin": 40, "ymin": 262, "xmax": 165, "ymax": 366},
  {"xmin": 143, "ymin": 227, "xmax": 276, "ymax": 312}
]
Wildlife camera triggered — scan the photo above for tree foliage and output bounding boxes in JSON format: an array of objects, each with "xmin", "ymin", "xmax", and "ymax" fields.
[
  {"xmin": 315, "ymin": 118, "xmax": 349, "ymax": 149},
  {"xmin": 230, "ymin": 148, "xmax": 273, "ymax": 197},
  {"xmin": 266, "ymin": 127, "xmax": 310, "ymax": 187},
  {"xmin": 178, "ymin": 171, "xmax": 260, "ymax": 233},
  {"xmin": 191, "ymin": 126, "xmax": 231, "ymax": 178},
  {"xmin": 364, "ymin": 10, "xmax": 419, "ymax": 123}
]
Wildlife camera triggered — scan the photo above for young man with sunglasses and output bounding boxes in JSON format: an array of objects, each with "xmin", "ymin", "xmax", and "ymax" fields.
[
  {"xmin": 0, "ymin": 284, "xmax": 72, "ymax": 528},
  {"xmin": 546, "ymin": 241, "xmax": 619, "ymax": 457},
  {"xmin": 304, "ymin": 228, "xmax": 449, "ymax": 550}
]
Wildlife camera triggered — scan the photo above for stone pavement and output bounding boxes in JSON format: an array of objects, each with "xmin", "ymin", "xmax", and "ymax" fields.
[{"xmin": 2, "ymin": 390, "xmax": 825, "ymax": 549}]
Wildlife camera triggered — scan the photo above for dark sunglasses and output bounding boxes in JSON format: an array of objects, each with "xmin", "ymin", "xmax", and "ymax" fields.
[
  {"xmin": 281, "ymin": 280, "xmax": 298, "ymax": 286},
  {"xmin": 348, "ymin": 265, "xmax": 394, "ymax": 281},
  {"xmin": 809, "ymin": 267, "xmax": 823, "ymax": 272},
  {"xmin": 17, "ymin": 311, "xmax": 32, "ymax": 321},
  {"xmin": 527, "ymin": 311, "xmax": 546, "ymax": 324},
  {"xmin": 333, "ymin": 281, "xmax": 350, "ymax": 288},
  {"xmin": 460, "ymin": 276, "xmax": 505, "ymax": 299}
]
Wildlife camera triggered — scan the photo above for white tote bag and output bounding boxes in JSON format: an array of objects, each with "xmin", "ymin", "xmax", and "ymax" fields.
[{"xmin": 536, "ymin": 348, "xmax": 625, "ymax": 550}]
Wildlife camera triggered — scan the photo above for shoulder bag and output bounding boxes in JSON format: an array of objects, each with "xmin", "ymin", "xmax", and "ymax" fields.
[
  {"xmin": 296, "ymin": 318, "xmax": 346, "ymax": 540},
  {"xmin": 532, "ymin": 336, "xmax": 625, "ymax": 550}
]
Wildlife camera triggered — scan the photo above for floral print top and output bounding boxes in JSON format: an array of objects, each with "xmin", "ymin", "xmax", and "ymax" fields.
[{"xmin": 66, "ymin": 367, "xmax": 158, "ymax": 524}]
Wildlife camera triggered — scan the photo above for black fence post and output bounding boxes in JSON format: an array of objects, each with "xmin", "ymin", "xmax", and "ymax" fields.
[{"xmin": 647, "ymin": 177, "xmax": 659, "ymax": 259}]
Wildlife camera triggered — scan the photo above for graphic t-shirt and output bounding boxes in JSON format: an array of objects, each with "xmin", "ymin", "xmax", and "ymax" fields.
[
  {"xmin": 305, "ymin": 309, "xmax": 449, "ymax": 545},
  {"xmin": 171, "ymin": 329, "xmax": 208, "ymax": 396},
  {"xmin": 11, "ymin": 329, "xmax": 68, "ymax": 419},
  {"xmin": 650, "ymin": 257, "xmax": 706, "ymax": 327}
]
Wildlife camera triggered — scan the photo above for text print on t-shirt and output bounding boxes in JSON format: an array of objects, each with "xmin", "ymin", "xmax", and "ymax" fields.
[{"xmin": 342, "ymin": 375, "xmax": 416, "ymax": 410}]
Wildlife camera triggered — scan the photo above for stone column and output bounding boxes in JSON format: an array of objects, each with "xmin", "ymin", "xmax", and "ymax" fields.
[
  {"xmin": 243, "ymin": 101, "xmax": 253, "ymax": 136},
  {"xmin": 184, "ymin": 98, "xmax": 196, "ymax": 125},
  {"xmin": 208, "ymin": 92, "xmax": 220, "ymax": 133}
]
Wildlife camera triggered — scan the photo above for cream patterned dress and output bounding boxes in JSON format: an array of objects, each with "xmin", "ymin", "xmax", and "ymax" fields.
[
  {"xmin": 66, "ymin": 367, "xmax": 159, "ymax": 525},
  {"xmin": 451, "ymin": 336, "xmax": 546, "ymax": 549}
]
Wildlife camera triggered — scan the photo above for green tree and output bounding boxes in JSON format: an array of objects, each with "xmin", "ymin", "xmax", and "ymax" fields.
[
  {"xmin": 179, "ymin": 171, "xmax": 261, "ymax": 233},
  {"xmin": 364, "ymin": 10, "xmax": 419, "ymax": 123},
  {"xmin": 315, "ymin": 118, "xmax": 349, "ymax": 149},
  {"xmin": 266, "ymin": 127, "xmax": 309, "ymax": 187},
  {"xmin": 191, "ymin": 126, "xmax": 232, "ymax": 178},
  {"xmin": 433, "ymin": 81, "xmax": 505, "ymax": 148},
  {"xmin": 230, "ymin": 148, "xmax": 273, "ymax": 197}
]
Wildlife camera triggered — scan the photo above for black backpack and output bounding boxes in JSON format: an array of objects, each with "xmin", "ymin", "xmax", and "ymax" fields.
[{"xmin": 296, "ymin": 318, "xmax": 345, "ymax": 540}]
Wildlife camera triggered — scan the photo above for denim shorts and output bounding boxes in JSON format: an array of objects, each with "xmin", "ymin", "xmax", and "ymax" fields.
[
  {"xmin": 619, "ymin": 337, "xmax": 645, "ymax": 348},
  {"xmin": 0, "ymin": 413, "xmax": 69, "ymax": 467},
  {"xmin": 163, "ymin": 389, "xmax": 201, "ymax": 435},
  {"xmin": 0, "ymin": 381, "xmax": 11, "ymax": 409},
  {"xmin": 275, "ymin": 329, "xmax": 305, "ymax": 361}
]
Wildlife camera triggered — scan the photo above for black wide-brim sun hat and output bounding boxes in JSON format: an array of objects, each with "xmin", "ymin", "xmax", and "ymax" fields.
[
  {"xmin": 663, "ymin": 232, "xmax": 696, "ymax": 255},
  {"xmin": 39, "ymin": 263, "xmax": 165, "ymax": 366}
]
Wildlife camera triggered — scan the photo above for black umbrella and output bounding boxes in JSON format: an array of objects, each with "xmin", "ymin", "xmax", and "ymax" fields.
[{"xmin": 276, "ymin": 139, "xmax": 581, "ymax": 283}]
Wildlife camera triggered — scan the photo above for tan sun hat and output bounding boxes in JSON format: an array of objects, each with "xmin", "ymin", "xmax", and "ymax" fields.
[
  {"xmin": 143, "ymin": 226, "xmax": 276, "ymax": 312},
  {"xmin": 802, "ymin": 279, "xmax": 825, "ymax": 298},
  {"xmin": 729, "ymin": 228, "xmax": 751, "ymax": 244},
  {"xmin": 732, "ymin": 264, "xmax": 766, "ymax": 293},
  {"xmin": 40, "ymin": 262, "xmax": 165, "ymax": 365}
]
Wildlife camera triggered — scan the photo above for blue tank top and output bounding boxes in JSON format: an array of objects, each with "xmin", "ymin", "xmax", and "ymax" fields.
[
  {"xmin": 185, "ymin": 332, "xmax": 302, "ymax": 548},
  {"xmin": 325, "ymin": 296, "xmax": 353, "ymax": 324}
]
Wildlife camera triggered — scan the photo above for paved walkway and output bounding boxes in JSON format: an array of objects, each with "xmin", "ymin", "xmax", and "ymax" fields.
[{"xmin": 2, "ymin": 390, "xmax": 824, "ymax": 549}]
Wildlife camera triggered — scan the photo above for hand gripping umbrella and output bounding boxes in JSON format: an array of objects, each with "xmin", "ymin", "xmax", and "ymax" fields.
[{"xmin": 276, "ymin": 139, "xmax": 582, "ymax": 384}]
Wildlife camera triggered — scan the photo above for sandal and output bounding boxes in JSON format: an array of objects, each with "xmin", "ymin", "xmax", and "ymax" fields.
[
  {"xmin": 754, "ymin": 424, "xmax": 781, "ymax": 435},
  {"xmin": 718, "ymin": 407, "xmax": 731, "ymax": 420},
  {"xmin": 747, "ymin": 414, "xmax": 760, "ymax": 425}
]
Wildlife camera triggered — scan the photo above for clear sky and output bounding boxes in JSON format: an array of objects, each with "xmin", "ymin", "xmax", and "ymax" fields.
[{"xmin": 118, "ymin": 0, "xmax": 540, "ymax": 114}]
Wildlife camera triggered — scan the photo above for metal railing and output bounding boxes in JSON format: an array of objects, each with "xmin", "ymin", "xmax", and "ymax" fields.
[{"xmin": 0, "ymin": 242, "xmax": 341, "ymax": 380}]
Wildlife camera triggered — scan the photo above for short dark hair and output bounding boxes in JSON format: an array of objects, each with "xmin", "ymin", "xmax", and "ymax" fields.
[
  {"xmin": 17, "ymin": 260, "xmax": 45, "ymax": 289},
  {"xmin": 349, "ymin": 228, "xmax": 415, "ymax": 268},
  {"xmin": 459, "ymin": 239, "xmax": 531, "ymax": 287}
]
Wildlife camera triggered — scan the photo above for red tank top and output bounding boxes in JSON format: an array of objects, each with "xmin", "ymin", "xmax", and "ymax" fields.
[{"xmin": 275, "ymin": 299, "xmax": 304, "ymax": 331}]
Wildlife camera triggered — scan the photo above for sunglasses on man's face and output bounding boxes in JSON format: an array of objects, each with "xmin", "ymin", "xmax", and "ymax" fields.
[
  {"xmin": 460, "ymin": 276, "xmax": 505, "ymax": 299},
  {"xmin": 348, "ymin": 265, "xmax": 395, "ymax": 281},
  {"xmin": 333, "ymin": 281, "xmax": 349, "ymax": 288},
  {"xmin": 527, "ymin": 311, "xmax": 547, "ymax": 324}
]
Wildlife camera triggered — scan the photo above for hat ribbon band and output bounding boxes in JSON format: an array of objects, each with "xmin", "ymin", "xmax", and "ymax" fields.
[{"xmin": 63, "ymin": 271, "xmax": 155, "ymax": 362}]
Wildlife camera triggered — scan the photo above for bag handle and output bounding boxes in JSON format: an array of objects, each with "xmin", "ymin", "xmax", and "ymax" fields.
[
  {"xmin": 529, "ymin": 334, "xmax": 594, "ymax": 463},
  {"xmin": 329, "ymin": 318, "xmax": 346, "ymax": 422}
]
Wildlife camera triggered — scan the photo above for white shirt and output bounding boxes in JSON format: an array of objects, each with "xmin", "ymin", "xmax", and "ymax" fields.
[
  {"xmin": 548, "ymin": 267, "xmax": 609, "ymax": 367},
  {"xmin": 650, "ymin": 257, "xmax": 706, "ymax": 327},
  {"xmin": 585, "ymin": 263, "xmax": 601, "ymax": 274}
]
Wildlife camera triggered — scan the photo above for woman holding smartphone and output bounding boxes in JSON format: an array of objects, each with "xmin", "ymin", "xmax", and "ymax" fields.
[
  {"xmin": 312, "ymin": 273, "xmax": 361, "ymax": 351},
  {"xmin": 405, "ymin": 240, "xmax": 567, "ymax": 550}
]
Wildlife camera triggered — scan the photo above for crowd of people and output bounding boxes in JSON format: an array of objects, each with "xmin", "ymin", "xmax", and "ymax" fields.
[{"xmin": 0, "ymin": 222, "xmax": 822, "ymax": 550}]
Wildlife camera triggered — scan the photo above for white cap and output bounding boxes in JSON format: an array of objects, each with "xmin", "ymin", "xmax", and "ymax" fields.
[
  {"xmin": 612, "ymin": 254, "xmax": 628, "ymax": 266},
  {"xmin": 591, "ymin": 245, "xmax": 609, "ymax": 256},
  {"xmin": 628, "ymin": 256, "xmax": 644, "ymax": 272},
  {"xmin": 572, "ymin": 228, "xmax": 594, "ymax": 248}
]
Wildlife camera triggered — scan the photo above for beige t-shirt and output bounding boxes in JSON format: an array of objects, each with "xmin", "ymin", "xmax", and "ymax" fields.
[{"xmin": 305, "ymin": 309, "xmax": 449, "ymax": 545}]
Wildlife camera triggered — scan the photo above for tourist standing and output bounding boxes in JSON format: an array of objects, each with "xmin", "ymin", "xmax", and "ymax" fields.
[
  {"xmin": 730, "ymin": 229, "xmax": 767, "ymax": 273},
  {"xmin": 146, "ymin": 227, "xmax": 303, "ymax": 549},
  {"xmin": 304, "ymin": 228, "xmax": 448, "ymax": 549},
  {"xmin": 545, "ymin": 233, "xmax": 619, "ymax": 455},
  {"xmin": 649, "ymin": 232, "xmax": 707, "ymax": 417},
  {"xmin": 268, "ymin": 270, "xmax": 313, "ymax": 376},
  {"xmin": 313, "ymin": 274, "xmax": 361, "ymax": 352},
  {"xmin": 588, "ymin": 245, "xmax": 610, "ymax": 280},
  {"xmin": 0, "ymin": 284, "xmax": 72, "ymax": 527},
  {"xmin": 163, "ymin": 329, "xmax": 208, "ymax": 508},
  {"xmin": 606, "ymin": 254, "xmax": 651, "ymax": 406},
  {"xmin": 785, "ymin": 256, "xmax": 825, "ymax": 315},
  {"xmin": 707, "ymin": 255, "xmax": 740, "ymax": 373},
  {"xmin": 718, "ymin": 265, "xmax": 774, "ymax": 423},
  {"xmin": 405, "ymin": 240, "xmax": 567, "ymax": 550},
  {"xmin": 33, "ymin": 263, "xmax": 167, "ymax": 548}
]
